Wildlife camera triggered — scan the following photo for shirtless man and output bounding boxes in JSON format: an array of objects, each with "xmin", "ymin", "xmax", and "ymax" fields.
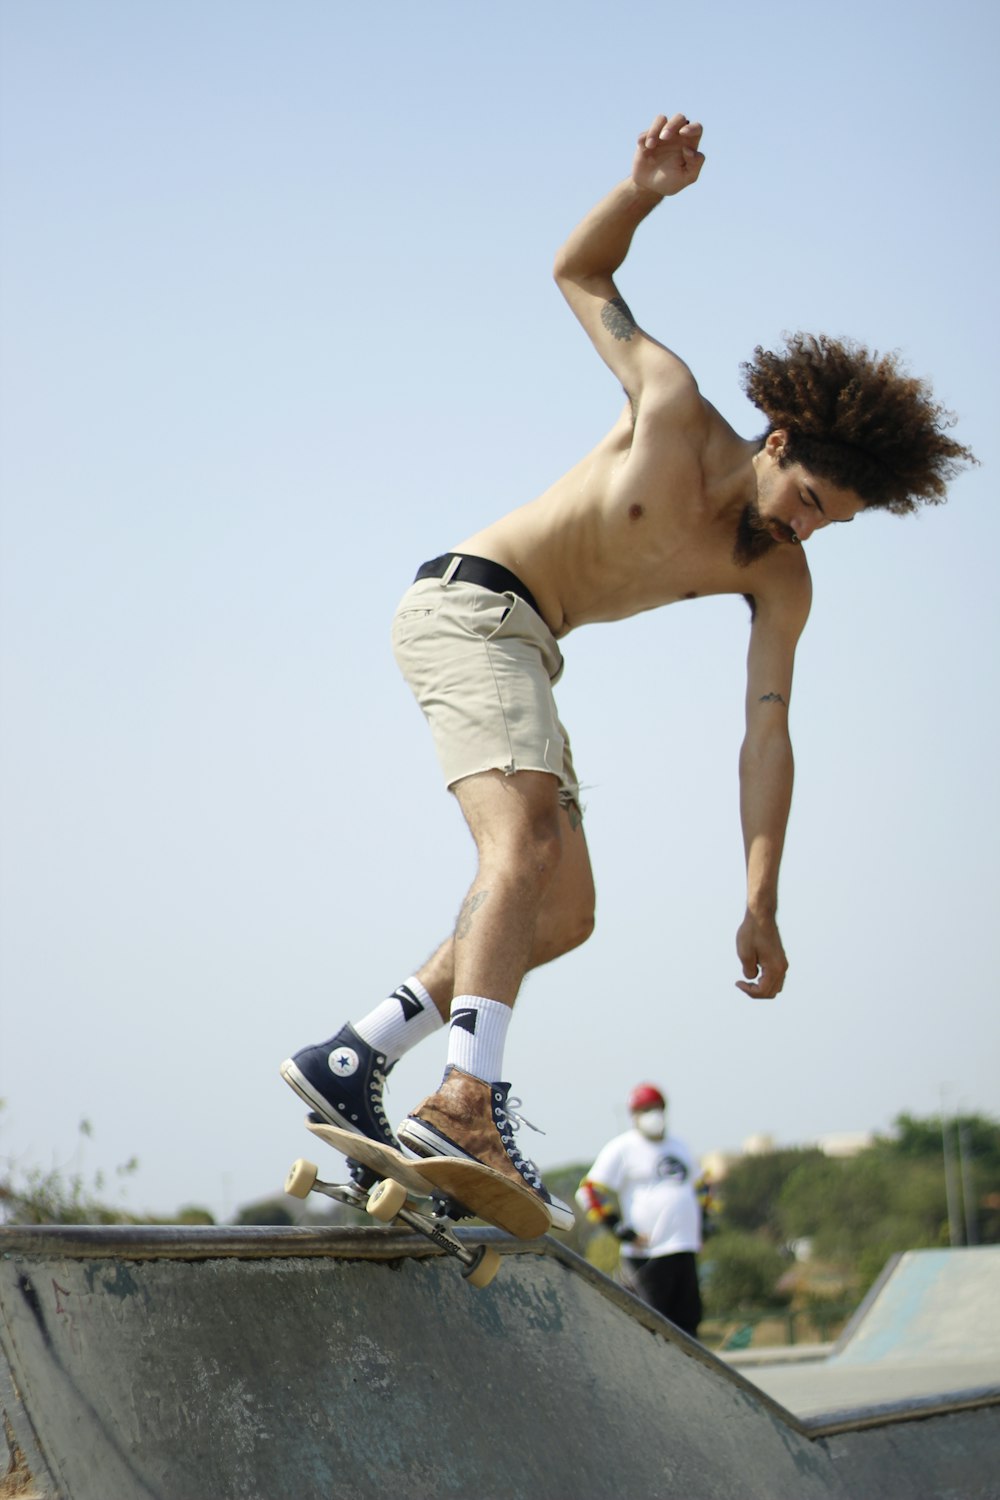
[{"xmin": 281, "ymin": 113, "xmax": 973, "ymax": 1227}]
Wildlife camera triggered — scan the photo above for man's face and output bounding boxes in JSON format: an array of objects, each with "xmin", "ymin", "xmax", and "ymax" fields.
[
  {"xmin": 633, "ymin": 1108, "xmax": 667, "ymax": 1141},
  {"xmin": 735, "ymin": 431, "xmax": 865, "ymax": 566}
]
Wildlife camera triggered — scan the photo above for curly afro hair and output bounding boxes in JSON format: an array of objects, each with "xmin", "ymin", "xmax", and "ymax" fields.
[{"xmin": 740, "ymin": 333, "xmax": 976, "ymax": 513}]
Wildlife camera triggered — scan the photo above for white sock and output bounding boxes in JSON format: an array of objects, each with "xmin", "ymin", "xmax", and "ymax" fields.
[
  {"xmin": 353, "ymin": 977, "xmax": 444, "ymax": 1063},
  {"xmin": 446, "ymin": 995, "xmax": 512, "ymax": 1083}
]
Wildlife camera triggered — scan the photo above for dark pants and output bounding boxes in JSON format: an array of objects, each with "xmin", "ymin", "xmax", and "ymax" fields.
[{"xmin": 623, "ymin": 1251, "xmax": 702, "ymax": 1338}]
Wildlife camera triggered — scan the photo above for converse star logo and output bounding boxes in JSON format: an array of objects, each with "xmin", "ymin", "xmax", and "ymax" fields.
[{"xmin": 328, "ymin": 1047, "xmax": 360, "ymax": 1078}]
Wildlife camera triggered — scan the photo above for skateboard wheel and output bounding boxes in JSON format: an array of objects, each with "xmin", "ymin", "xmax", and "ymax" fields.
[
  {"xmin": 464, "ymin": 1246, "xmax": 502, "ymax": 1289},
  {"xmin": 367, "ymin": 1177, "xmax": 408, "ymax": 1222},
  {"xmin": 284, "ymin": 1158, "xmax": 318, "ymax": 1199}
]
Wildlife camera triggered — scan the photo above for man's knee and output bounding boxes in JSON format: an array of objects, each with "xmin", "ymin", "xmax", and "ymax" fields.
[
  {"xmin": 525, "ymin": 807, "xmax": 566, "ymax": 871},
  {"xmin": 479, "ymin": 796, "xmax": 565, "ymax": 883},
  {"xmin": 556, "ymin": 904, "xmax": 596, "ymax": 958},
  {"xmin": 534, "ymin": 899, "xmax": 596, "ymax": 965},
  {"xmin": 497, "ymin": 818, "xmax": 565, "ymax": 901}
]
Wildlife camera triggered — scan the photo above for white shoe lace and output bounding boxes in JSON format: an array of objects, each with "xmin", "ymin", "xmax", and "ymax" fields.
[
  {"xmin": 368, "ymin": 1059, "xmax": 395, "ymax": 1137},
  {"xmin": 495, "ymin": 1094, "xmax": 546, "ymax": 1191}
]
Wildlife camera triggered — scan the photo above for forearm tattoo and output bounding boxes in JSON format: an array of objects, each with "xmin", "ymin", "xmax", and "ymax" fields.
[
  {"xmin": 601, "ymin": 297, "xmax": 637, "ymax": 342},
  {"xmin": 455, "ymin": 890, "xmax": 488, "ymax": 940},
  {"xmin": 758, "ymin": 692, "xmax": 788, "ymax": 706}
]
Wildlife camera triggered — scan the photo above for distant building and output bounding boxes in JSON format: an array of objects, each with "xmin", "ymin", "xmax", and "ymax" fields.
[
  {"xmin": 816, "ymin": 1131, "xmax": 875, "ymax": 1158},
  {"xmin": 742, "ymin": 1133, "xmax": 776, "ymax": 1157}
]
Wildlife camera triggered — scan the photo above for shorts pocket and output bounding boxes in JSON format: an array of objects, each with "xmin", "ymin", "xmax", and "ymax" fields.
[
  {"xmin": 459, "ymin": 591, "xmax": 518, "ymax": 642},
  {"xmin": 391, "ymin": 602, "xmax": 439, "ymax": 640}
]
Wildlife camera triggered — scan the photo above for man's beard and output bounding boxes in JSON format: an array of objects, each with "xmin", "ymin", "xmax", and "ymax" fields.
[{"xmin": 732, "ymin": 501, "xmax": 794, "ymax": 567}]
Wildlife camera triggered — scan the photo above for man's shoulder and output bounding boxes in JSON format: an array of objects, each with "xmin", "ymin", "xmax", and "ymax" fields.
[
  {"xmin": 587, "ymin": 1130, "xmax": 633, "ymax": 1168},
  {"xmin": 633, "ymin": 363, "xmax": 712, "ymax": 438},
  {"xmin": 745, "ymin": 548, "xmax": 813, "ymax": 632}
]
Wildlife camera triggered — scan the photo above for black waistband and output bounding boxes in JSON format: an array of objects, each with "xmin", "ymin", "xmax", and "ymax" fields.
[{"xmin": 413, "ymin": 553, "xmax": 542, "ymax": 619}]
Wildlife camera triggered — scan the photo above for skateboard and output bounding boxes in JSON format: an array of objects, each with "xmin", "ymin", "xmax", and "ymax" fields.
[{"xmin": 284, "ymin": 1116, "xmax": 551, "ymax": 1289}]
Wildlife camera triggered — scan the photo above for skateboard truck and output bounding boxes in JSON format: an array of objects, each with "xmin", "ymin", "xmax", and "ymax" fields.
[
  {"xmin": 284, "ymin": 1158, "xmax": 502, "ymax": 1289},
  {"xmin": 304, "ymin": 1116, "xmax": 465, "ymax": 1221},
  {"xmin": 337, "ymin": 1148, "xmax": 470, "ymax": 1227},
  {"xmin": 286, "ymin": 1114, "xmax": 550, "ymax": 1283}
]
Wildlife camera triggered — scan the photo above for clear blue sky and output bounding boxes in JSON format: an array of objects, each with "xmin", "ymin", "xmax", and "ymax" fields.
[{"xmin": 1, "ymin": 0, "xmax": 997, "ymax": 1220}]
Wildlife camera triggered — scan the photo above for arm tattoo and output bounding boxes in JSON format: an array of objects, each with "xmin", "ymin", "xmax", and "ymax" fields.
[
  {"xmin": 455, "ymin": 890, "xmax": 488, "ymax": 940},
  {"xmin": 601, "ymin": 296, "xmax": 637, "ymax": 342},
  {"xmin": 758, "ymin": 691, "xmax": 788, "ymax": 706}
]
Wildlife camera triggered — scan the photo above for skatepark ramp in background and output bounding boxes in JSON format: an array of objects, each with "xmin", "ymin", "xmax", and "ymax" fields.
[
  {"xmin": 1, "ymin": 1226, "xmax": 997, "ymax": 1500},
  {"xmin": 730, "ymin": 1245, "xmax": 1000, "ymax": 1423}
]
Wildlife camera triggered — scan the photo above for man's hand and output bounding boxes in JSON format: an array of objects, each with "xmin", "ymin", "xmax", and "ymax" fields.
[
  {"xmin": 632, "ymin": 113, "xmax": 705, "ymax": 198},
  {"xmin": 735, "ymin": 909, "xmax": 788, "ymax": 999}
]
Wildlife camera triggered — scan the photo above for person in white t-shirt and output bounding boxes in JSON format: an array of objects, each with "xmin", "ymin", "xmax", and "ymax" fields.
[{"xmin": 576, "ymin": 1083, "xmax": 704, "ymax": 1337}]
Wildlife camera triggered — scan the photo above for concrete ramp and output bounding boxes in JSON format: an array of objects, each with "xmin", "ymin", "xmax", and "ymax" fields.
[
  {"xmin": 836, "ymin": 1246, "xmax": 1000, "ymax": 1367},
  {"xmin": 1, "ymin": 1226, "xmax": 997, "ymax": 1500},
  {"xmin": 743, "ymin": 1247, "xmax": 1000, "ymax": 1422}
]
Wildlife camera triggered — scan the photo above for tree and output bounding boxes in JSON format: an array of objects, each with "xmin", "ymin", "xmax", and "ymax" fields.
[
  {"xmin": 234, "ymin": 1197, "xmax": 296, "ymax": 1227},
  {"xmin": 0, "ymin": 1115, "xmax": 142, "ymax": 1226},
  {"xmin": 716, "ymin": 1148, "xmax": 825, "ymax": 1239},
  {"xmin": 0, "ymin": 1107, "xmax": 215, "ymax": 1226},
  {"xmin": 882, "ymin": 1112, "xmax": 1000, "ymax": 1174},
  {"xmin": 700, "ymin": 1232, "xmax": 789, "ymax": 1319},
  {"xmin": 777, "ymin": 1151, "xmax": 951, "ymax": 1291}
]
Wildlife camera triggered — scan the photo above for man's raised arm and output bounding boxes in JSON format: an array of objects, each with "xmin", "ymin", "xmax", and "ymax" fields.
[{"xmin": 553, "ymin": 113, "xmax": 706, "ymax": 402}]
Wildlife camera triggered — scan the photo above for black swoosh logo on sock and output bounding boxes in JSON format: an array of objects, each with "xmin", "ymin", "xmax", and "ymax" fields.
[
  {"xmin": 393, "ymin": 984, "xmax": 424, "ymax": 1022},
  {"xmin": 450, "ymin": 1007, "xmax": 478, "ymax": 1036}
]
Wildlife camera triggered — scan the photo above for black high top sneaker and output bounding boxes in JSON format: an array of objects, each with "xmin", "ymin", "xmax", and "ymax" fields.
[
  {"xmin": 397, "ymin": 1066, "xmax": 575, "ymax": 1230},
  {"xmin": 280, "ymin": 1023, "xmax": 398, "ymax": 1149}
]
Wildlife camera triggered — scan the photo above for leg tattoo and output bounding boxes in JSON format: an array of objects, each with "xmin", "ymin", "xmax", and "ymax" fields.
[{"xmin": 455, "ymin": 890, "xmax": 488, "ymax": 940}]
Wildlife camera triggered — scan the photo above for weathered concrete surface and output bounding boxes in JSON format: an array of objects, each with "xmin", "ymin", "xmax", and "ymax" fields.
[
  {"xmin": 742, "ymin": 1247, "xmax": 1000, "ymax": 1421},
  {"xmin": 1, "ymin": 1227, "xmax": 997, "ymax": 1500}
]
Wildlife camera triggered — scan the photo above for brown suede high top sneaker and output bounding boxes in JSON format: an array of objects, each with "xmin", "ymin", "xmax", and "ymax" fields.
[{"xmin": 397, "ymin": 1066, "xmax": 574, "ymax": 1230}]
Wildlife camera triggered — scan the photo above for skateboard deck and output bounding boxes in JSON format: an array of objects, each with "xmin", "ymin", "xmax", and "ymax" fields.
[{"xmin": 306, "ymin": 1118, "xmax": 552, "ymax": 1239}]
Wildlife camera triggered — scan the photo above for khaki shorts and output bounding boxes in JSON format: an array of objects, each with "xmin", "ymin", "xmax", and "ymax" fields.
[{"xmin": 391, "ymin": 575, "xmax": 581, "ymax": 809}]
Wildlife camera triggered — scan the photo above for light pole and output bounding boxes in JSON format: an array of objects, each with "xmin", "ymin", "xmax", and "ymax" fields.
[{"xmin": 941, "ymin": 1088, "xmax": 962, "ymax": 1248}]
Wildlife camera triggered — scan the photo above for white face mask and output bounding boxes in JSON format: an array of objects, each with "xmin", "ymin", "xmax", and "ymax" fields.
[{"xmin": 635, "ymin": 1109, "xmax": 666, "ymax": 1140}]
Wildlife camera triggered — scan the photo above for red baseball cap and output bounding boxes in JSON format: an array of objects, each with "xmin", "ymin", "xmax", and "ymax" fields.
[{"xmin": 628, "ymin": 1083, "xmax": 666, "ymax": 1113}]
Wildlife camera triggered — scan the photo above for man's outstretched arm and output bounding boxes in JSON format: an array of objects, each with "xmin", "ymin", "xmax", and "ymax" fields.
[
  {"xmin": 735, "ymin": 581, "xmax": 812, "ymax": 999},
  {"xmin": 553, "ymin": 112, "xmax": 706, "ymax": 403}
]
